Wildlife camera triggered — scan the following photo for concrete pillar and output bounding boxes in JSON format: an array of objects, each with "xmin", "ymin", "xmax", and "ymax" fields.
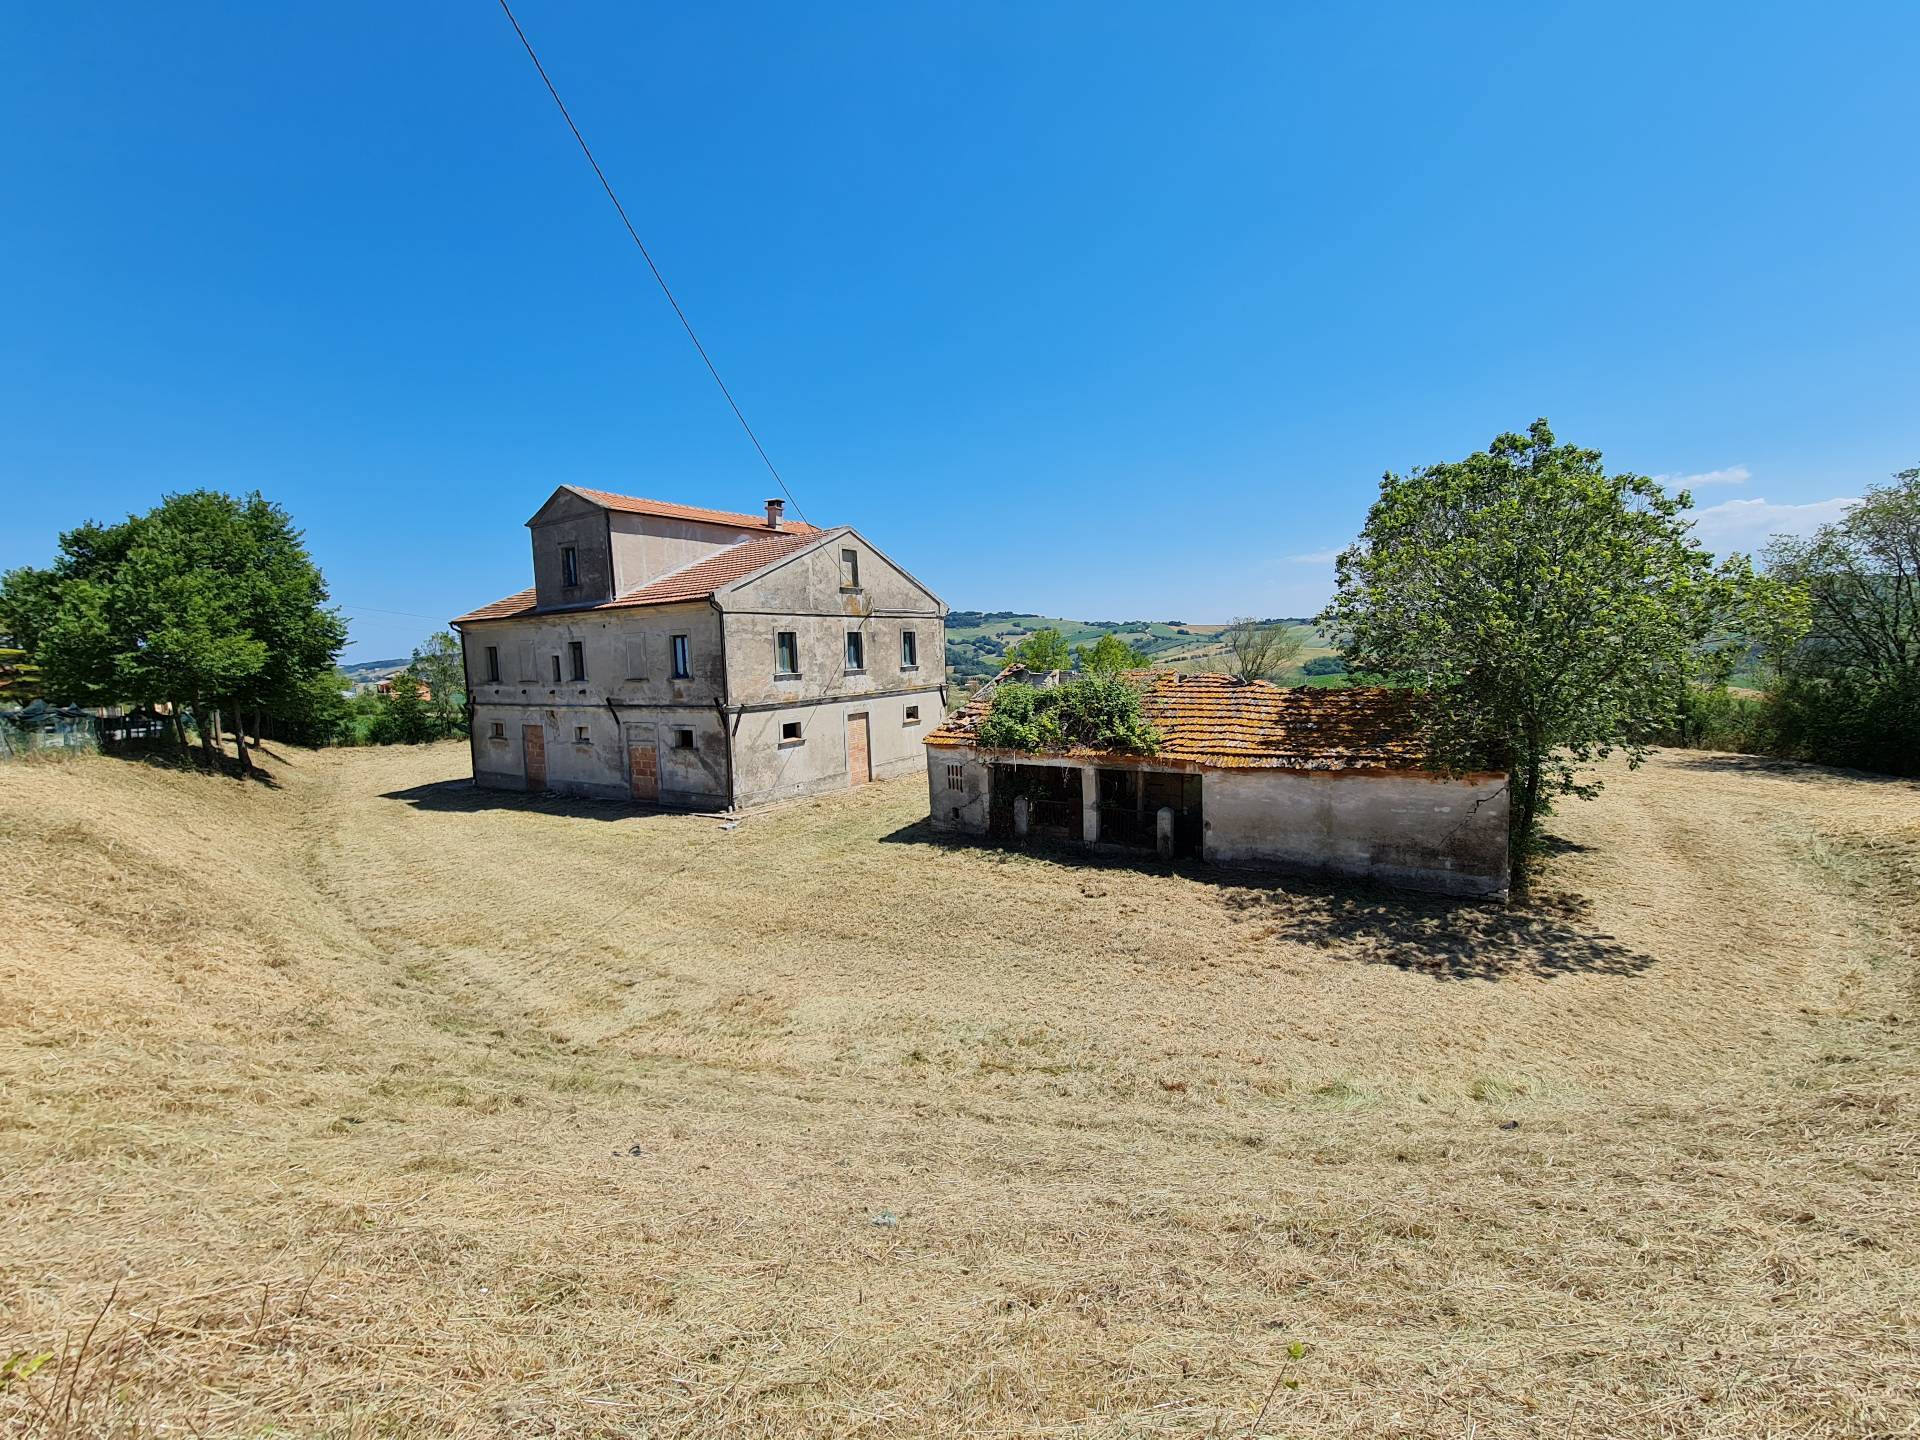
[
  {"xmin": 1155, "ymin": 805, "xmax": 1175, "ymax": 860},
  {"xmin": 1013, "ymin": 795, "xmax": 1030, "ymax": 840},
  {"xmin": 1081, "ymin": 766, "xmax": 1100, "ymax": 845}
]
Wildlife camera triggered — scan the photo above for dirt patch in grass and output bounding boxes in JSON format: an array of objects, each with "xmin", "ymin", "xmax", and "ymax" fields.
[{"xmin": 2, "ymin": 742, "xmax": 1916, "ymax": 1436}]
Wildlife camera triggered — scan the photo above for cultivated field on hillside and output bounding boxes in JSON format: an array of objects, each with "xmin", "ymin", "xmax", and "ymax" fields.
[
  {"xmin": 3, "ymin": 742, "xmax": 1916, "ymax": 1437},
  {"xmin": 944, "ymin": 613, "xmax": 1336, "ymax": 681}
]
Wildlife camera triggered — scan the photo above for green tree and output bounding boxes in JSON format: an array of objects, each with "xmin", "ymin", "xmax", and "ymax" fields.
[
  {"xmin": 1319, "ymin": 419, "xmax": 1774, "ymax": 865},
  {"xmin": 1219, "ymin": 617, "xmax": 1303, "ymax": 683},
  {"xmin": 1759, "ymin": 466, "xmax": 1919, "ymax": 773},
  {"xmin": 1074, "ymin": 632, "xmax": 1149, "ymax": 676},
  {"xmin": 369, "ymin": 670, "xmax": 435, "ymax": 745},
  {"xmin": 409, "ymin": 630, "xmax": 469, "ymax": 738},
  {"xmin": 1004, "ymin": 626, "xmax": 1073, "ymax": 673},
  {"xmin": 0, "ymin": 491, "xmax": 345, "ymax": 770}
]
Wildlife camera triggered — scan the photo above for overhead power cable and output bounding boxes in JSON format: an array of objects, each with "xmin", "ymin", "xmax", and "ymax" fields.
[{"xmin": 495, "ymin": 0, "xmax": 811, "ymax": 528}]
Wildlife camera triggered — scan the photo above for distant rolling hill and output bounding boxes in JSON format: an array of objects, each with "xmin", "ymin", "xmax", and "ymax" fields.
[{"xmin": 943, "ymin": 612, "xmax": 1340, "ymax": 685}]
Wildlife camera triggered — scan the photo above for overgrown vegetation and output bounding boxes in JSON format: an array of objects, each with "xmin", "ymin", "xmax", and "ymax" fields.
[{"xmin": 974, "ymin": 676, "xmax": 1161, "ymax": 753}]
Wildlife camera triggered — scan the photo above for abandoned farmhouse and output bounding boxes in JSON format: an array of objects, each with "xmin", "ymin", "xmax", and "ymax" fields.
[
  {"xmin": 925, "ymin": 669, "xmax": 1510, "ymax": 896},
  {"xmin": 452, "ymin": 486, "xmax": 946, "ymax": 809}
]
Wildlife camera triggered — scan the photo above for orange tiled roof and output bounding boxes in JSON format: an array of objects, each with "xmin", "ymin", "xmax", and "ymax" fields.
[
  {"xmin": 926, "ymin": 669, "xmax": 1438, "ymax": 772},
  {"xmin": 452, "ymin": 529, "xmax": 821, "ymax": 625},
  {"xmin": 566, "ymin": 487, "xmax": 821, "ymax": 535}
]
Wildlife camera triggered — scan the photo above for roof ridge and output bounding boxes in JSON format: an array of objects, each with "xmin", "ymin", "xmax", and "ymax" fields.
[{"xmin": 564, "ymin": 485, "xmax": 821, "ymax": 534}]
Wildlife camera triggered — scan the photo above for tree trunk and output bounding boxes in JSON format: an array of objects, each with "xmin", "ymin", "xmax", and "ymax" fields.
[
  {"xmin": 230, "ymin": 701, "xmax": 252, "ymax": 774},
  {"xmin": 170, "ymin": 707, "xmax": 187, "ymax": 751},
  {"xmin": 250, "ymin": 708, "xmax": 263, "ymax": 747},
  {"xmin": 1512, "ymin": 750, "xmax": 1544, "ymax": 881},
  {"xmin": 195, "ymin": 704, "xmax": 218, "ymax": 770}
]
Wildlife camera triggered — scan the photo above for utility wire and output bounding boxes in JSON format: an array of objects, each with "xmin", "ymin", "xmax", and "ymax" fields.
[{"xmin": 495, "ymin": 0, "xmax": 811, "ymax": 528}]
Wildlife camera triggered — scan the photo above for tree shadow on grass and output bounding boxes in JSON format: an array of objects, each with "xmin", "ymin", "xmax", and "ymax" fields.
[
  {"xmin": 1666, "ymin": 751, "xmax": 1919, "ymax": 788},
  {"xmin": 379, "ymin": 778, "xmax": 682, "ymax": 823},
  {"xmin": 96, "ymin": 741, "xmax": 284, "ymax": 788},
  {"xmin": 1213, "ymin": 876, "xmax": 1653, "ymax": 982},
  {"xmin": 880, "ymin": 819, "xmax": 1653, "ymax": 982}
]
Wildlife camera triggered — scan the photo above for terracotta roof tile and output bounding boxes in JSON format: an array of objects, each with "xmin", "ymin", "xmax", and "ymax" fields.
[
  {"xmin": 926, "ymin": 669, "xmax": 1438, "ymax": 772},
  {"xmin": 453, "ymin": 586, "xmax": 538, "ymax": 624},
  {"xmin": 566, "ymin": 487, "xmax": 821, "ymax": 534},
  {"xmin": 452, "ymin": 529, "xmax": 821, "ymax": 625}
]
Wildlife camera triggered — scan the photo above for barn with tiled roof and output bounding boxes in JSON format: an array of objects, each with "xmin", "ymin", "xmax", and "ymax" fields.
[{"xmin": 923, "ymin": 667, "xmax": 1509, "ymax": 896}]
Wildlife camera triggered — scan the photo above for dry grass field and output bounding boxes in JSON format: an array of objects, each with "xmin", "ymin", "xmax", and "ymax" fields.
[{"xmin": 3, "ymin": 740, "xmax": 1917, "ymax": 1438}]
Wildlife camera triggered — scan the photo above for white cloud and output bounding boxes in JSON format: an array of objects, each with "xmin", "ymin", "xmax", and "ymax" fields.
[
  {"xmin": 1688, "ymin": 495, "xmax": 1856, "ymax": 549},
  {"xmin": 1284, "ymin": 548, "xmax": 1343, "ymax": 564},
  {"xmin": 1657, "ymin": 464, "xmax": 1751, "ymax": 488}
]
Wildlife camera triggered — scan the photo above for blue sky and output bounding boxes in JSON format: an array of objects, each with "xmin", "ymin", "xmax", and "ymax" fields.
[{"xmin": 5, "ymin": 3, "xmax": 1917, "ymax": 660}]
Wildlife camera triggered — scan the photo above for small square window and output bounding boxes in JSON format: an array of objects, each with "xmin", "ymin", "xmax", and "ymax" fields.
[
  {"xmin": 904, "ymin": 705, "xmax": 920, "ymax": 724},
  {"xmin": 561, "ymin": 545, "xmax": 579, "ymax": 587},
  {"xmin": 945, "ymin": 763, "xmax": 963, "ymax": 792},
  {"xmin": 840, "ymin": 548, "xmax": 860, "ymax": 589},
  {"xmin": 568, "ymin": 640, "xmax": 586, "ymax": 682},
  {"xmin": 775, "ymin": 630, "xmax": 800, "ymax": 676},
  {"xmin": 780, "ymin": 720, "xmax": 803, "ymax": 743},
  {"xmin": 671, "ymin": 634, "xmax": 691, "ymax": 679},
  {"xmin": 490, "ymin": 721, "xmax": 505, "ymax": 740},
  {"xmin": 485, "ymin": 645, "xmax": 500, "ymax": 683},
  {"xmin": 574, "ymin": 725, "xmax": 591, "ymax": 744},
  {"xmin": 671, "ymin": 727, "xmax": 695, "ymax": 750},
  {"xmin": 550, "ymin": 654, "xmax": 562, "ymax": 684},
  {"xmin": 901, "ymin": 630, "xmax": 918, "ymax": 668},
  {"xmin": 845, "ymin": 631, "xmax": 864, "ymax": 671}
]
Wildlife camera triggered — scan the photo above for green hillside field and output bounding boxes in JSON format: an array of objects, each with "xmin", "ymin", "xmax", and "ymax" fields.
[{"xmin": 944, "ymin": 612, "xmax": 1339, "ymax": 684}]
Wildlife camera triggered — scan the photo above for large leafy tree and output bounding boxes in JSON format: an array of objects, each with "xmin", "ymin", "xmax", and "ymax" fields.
[
  {"xmin": 1319, "ymin": 419, "xmax": 1774, "ymax": 862},
  {"xmin": 0, "ymin": 490, "xmax": 344, "ymax": 770},
  {"xmin": 1760, "ymin": 466, "xmax": 1919, "ymax": 773},
  {"xmin": 1004, "ymin": 626, "xmax": 1073, "ymax": 673},
  {"xmin": 409, "ymin": 630, "xmax": 469, "ymax": 738},
  {"xmin": 1074, "ymin": 632, "xmax": 1150, "ymax": 676}
]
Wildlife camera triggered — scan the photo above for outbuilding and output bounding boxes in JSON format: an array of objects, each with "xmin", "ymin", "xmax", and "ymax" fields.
[{"xmin": 924, "ymin": 669, "xmax": 1509, "ymax": 897}]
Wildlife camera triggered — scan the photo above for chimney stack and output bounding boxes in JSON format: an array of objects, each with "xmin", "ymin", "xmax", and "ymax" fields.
[{"xmin": 765, "ymin": 498, "xmax": 785, "ymax": 530}]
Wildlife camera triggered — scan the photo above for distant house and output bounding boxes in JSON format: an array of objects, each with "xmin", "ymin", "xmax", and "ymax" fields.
[
  {"xmin": 451, "ymin": 487, "xmax": 945, "ymax": 809},
  {"xmin": 924, "ymin": 669, "xmax": 1509, "ymax": 896}
]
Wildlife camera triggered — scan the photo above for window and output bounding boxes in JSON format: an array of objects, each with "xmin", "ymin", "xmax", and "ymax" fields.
[
  {"xmin": 904, "ymin": 705, "xmax": 920, "ymax": 725},
  {"xmin": 574, "ymin": 725, "xmax": 591, "ymax": 744},
  {"xmin": 840, "ymin": 548, "xmax": 860, "ymax": 589},
  {"xmin": 945, "ymin": 763, "xmax": 963, "ymax": 792},
  {"xmin": 780, "ymin": 720, "xmax": 803, "ymax": 744},
  {"xmin": 844, "ymin": 631, "xmax": 864, "ymax": 671},
  {"xmin": 550, "ymin": 654, "xmax": 562, "ymax": 684},
  {"xmin": 485, "ymin": 645, "xmax": 500, "ymax": 683},
  {"xmin": 561, "ymin": 545, "xmax": 579, "ymax": 587},
  {"xmin": 671, "ymin": 726, "xmax": 694, "ymax": 750},
  {"xmin": 670, "ymin": 634, "xmax": 691, "ymax": 679},
  {"xmin": 568, "ymin": 640, "xmax": 586, "ymax": 682},
  {"xmin": 775, "ymin": 630, "xmax": 800, "ymax": 676},
  {"xmin": 490, "ymin": 721, "xmax": 505, "ymax": 740},
  {"xmin": 901, "ymin": 630, "xmax": 918, "ymax": 668}
]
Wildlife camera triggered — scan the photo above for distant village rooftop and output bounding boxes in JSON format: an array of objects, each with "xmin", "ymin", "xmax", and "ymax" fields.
[{"xmin": 926, "ymin": 667, "xmax": 1440, "ymax": 772}]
